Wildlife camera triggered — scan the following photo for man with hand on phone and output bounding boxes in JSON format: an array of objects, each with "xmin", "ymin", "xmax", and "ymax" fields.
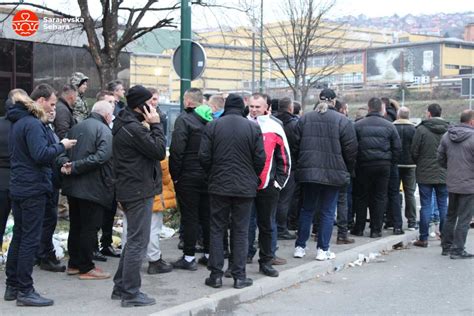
[{"xmin": 111, "ymin": 85, "xmax": 166, "ymax": 308}]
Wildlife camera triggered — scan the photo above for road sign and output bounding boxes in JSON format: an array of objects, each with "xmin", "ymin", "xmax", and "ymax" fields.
[{"xmin": 172, "ymin": 41, "xmax": 206, "ymax": 81}]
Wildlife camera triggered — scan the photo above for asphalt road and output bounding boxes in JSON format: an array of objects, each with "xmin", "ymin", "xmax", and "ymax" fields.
[{"xmin": 234, "ymin": 230, "xmax": 474, "ymax": 316}]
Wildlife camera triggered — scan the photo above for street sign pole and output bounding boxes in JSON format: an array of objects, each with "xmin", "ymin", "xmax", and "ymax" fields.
[{"xmin": 180, "ymin": 0, "xmax": 192, "ymax": 111}]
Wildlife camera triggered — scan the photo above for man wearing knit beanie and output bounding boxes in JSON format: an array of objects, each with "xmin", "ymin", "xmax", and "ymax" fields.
[
  {"xmin": 111, "ymin": 85, "xmax": 166, "ymax": 307},
  {"xmin": 200, "ymin": 94, "xmax": 266, "ymax": 289}
]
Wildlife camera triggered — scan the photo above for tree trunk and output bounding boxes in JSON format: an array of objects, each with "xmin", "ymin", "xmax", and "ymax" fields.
[{"xmin": 97, "ymin": 55, "xmax": 119, "ymax": 89}]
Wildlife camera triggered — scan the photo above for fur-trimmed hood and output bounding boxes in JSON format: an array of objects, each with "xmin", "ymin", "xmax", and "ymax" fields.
[{"xmin": 6, "ymin": 99, "xmax": 46, "ymax": 123}]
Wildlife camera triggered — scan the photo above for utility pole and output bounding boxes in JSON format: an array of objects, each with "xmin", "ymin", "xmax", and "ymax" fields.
[
  {"xmin": 180, "ymin": 0, "xmax": 192, "ymax": 111},
  {"xmin": 259, "ymin": 0, "xmax": 263, "ymax": 93}
]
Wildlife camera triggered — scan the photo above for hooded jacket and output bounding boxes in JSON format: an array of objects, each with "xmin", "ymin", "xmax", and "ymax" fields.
[
  {"xmin": 112, "ymin": 107, "xmax": 166, "ymax": 203},
  {"xmin": 199, "ymin": 107, "xmax": 266, "ymax": 198},
  {"xmin": 70, "ymin": 72, "xmax": 89, "ymax": 123},
  {"xmin": 393, "ymin": 119, "xmax": 416, "ymax": 167},
  {"xmin": 411, "ymin": 118, "xmax": 449, "ymax": 184},
  {"xmin": 6, "ymin": 101, "xmax": 65, "ymax": 199},
  {"xmin": 437, "ymin": 124, "xmax": 474, "ymax": 194},
  {"xmin": 295, "ymin": 107, "xmax": 358, "ymax": 186},
  {"xmin": 57, "ymin": 112, "xmax": 114, "ymax": 208},
  {"xmin": 169, "ymin": 106, "xmax": 211, "ymax": 190}
]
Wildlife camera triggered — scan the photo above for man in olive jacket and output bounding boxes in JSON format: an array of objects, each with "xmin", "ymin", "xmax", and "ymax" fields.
[
  {"xmin": 411, "ymin": 103, "xmax": 449, "ymax": 247},
  {"xmin": 58, "ymin": 101, "xmax": 114, "ymax": 280},
  {"xmin": 111, "ymin": 85, "xmax": 166, "ymax": 307},
  {"xmin": 438, "ymin": 110, "xmax": 474, "ymax": 259}
]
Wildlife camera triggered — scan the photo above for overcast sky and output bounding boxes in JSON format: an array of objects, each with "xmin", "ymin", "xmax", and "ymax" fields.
[{"xmin": 6, "ymin": 0, "xmax": 474, "ymax": 29}]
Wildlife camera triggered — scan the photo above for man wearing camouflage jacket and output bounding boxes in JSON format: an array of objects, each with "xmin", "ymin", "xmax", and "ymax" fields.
[{"xmin": 70, "ymin": 72, "xmax": 89, "ymax": 123}]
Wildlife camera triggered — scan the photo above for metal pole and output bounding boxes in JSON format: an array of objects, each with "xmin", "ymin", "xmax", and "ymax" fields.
[
  {"xmin": 251, "ymin": 24, "xmax": 256, "ymax": 93},
  {"xmin": 470, "ymin": 77, "xmax": 473, "ymax": 110},
  {"xmin": 180, "ymin": 0, "xmax": 192, "ymax": 111},
  {"xmin": 259, "ymin": 0, "xmax": 263, "ymax": 93}
]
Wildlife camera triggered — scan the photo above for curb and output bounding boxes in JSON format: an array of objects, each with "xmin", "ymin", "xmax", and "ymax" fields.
[{"xmin": 151, "ymin": 230, "xmax": 418, "ymax": 316}]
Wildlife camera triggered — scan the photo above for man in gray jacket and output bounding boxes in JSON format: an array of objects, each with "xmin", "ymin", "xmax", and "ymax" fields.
[
  {"xmin": 58, "ymin": 101, "xmax": 115, "ymax": 279},
  {"xmin": 438, "ymin": 110, "xmax": 474, "ymax": 259}
]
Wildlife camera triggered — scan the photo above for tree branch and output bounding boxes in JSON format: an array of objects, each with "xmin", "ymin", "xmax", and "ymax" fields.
[{"xmin": 1, "ymin": 2, "xmax": 78, "ymax": 19}]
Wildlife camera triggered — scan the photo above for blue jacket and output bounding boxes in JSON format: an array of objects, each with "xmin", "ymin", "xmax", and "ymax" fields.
[{"xmin": 6, "ymin": 101, "xmax": 65, "ymax": 199}]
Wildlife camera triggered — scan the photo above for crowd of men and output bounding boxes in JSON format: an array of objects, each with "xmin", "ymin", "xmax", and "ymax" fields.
[{"xmin": 0, "ymin": 73, "xmax": 473, "ymax": 308}]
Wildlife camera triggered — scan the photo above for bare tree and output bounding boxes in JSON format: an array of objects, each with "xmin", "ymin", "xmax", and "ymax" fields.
[{"xmin": 262, "ymin": 0, "xmax": 346, "ymax": 105}]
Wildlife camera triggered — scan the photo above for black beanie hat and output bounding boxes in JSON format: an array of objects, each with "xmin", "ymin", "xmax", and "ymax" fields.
[
  {"xmin": 319, "ymin": 88, "xmax": 336, "ymax": 101},
  {"xmin": 224, "ymin": 94, "xmax": 245, "ymax": 110},
  {"xmin": 126, "ymin": 85, "xmax": 152, "ymax": 109}
]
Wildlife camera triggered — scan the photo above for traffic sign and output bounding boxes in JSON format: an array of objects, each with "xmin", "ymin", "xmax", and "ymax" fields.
[{"xmin": 172, "ymin": 41, "xmax": 206, "ymax": 81}]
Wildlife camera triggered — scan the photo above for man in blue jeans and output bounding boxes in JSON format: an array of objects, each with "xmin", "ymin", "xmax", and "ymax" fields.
[
  {"xmin": 293, "ymin": 89, "xmax": 357, "ymax": 260},
  {"xmin": 411, "ymin": 103, "xmax": 449, "ymax": 247}
]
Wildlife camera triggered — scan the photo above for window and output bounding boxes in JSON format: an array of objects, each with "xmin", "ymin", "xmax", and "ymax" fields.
[{"xmin": 445, "ymin": 64, "xmax": 460, "ymax": 69}]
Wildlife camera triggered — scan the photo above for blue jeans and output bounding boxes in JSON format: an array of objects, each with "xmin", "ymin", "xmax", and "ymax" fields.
[
  {"xmin": 295, "ymin": 183, "xmax": 339, "ymax": 251},
  {"xmin": 418, "ymin": 184, "xmax": 448, "ymax": 241},
  {"xmin": 6, "ymin": 194, "xmax": 47, "ymax": 292},
  {"xmin": 431, "ymin": 191, "xmax": 440, "ymax": 222}
]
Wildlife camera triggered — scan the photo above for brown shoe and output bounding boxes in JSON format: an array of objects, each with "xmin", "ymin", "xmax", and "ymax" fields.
[
  {"xmin": 271, "ymin": 256, "xmax": 287, "ymax": 265},
  {"xmin": 78, "ymin": 267, "xmax": 111, "ymax": 280},
  {"xmin": 413, "ymin": 240, "xmax": 428, "ymax": 248},
  {"xmin": 336, "ymin": 237, "xmax": 355, "ymax": 245},
  {"xmin": 66, "ymin": 268, "xmax": 80, "ymax": 275}
]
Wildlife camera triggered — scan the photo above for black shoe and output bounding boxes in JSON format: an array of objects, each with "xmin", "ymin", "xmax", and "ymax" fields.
[
  {"xmin": 40, "ymin": 257, "xmax": 66, "ymax": 273},
  {"xmin": 101, "ymin": 245, "xmax": 121, "ymax": 258},
  {"xmin": 93, "ymin": 250, "xmax": 108, "ymax": 262},
  {"xmin": 205, "ymin": 276, "xmax": 222, "ymax": 288},
  {"xmin": 16, "ymin": 289, "xmax": 54, "ymax": 307},
  {"xmin": 111, "ymin": 288, "xmax": 122, "ymax": 300},
  {"xmin": 147, "ymin": 258, "xmax": 173, "ymax": 274},
  {"xmin": 336, "ymin": 236, "xmax": 355, "ymax": 244},
  {"xmin": 4, "ymin": 285, "xmax": 18, "ymax": 301},
  {"xmin": 370, "ymin": 231, "xmax": 382, "ymax": 238},
  {"xmin": 197, "ymin": 255, "xmax": 208, "ymax": 266},
  {"xmin": 121, "ymin": 292, "xmax": 156, "ymax": 308},
  {"xmin": 287, "ymin": 222, "xmax": 298, "ymax": 231},
  {"xmin": 350, "ymin": 229, "xmax": 364, "ymax": 237},
  {"xmin": 277, "ymin": 231, "xmax": 296, "ymax": 240},
  {"xmin": 234, "ymin": 278, "xmax": 253, "ymax": 289},
  {"xmin": 384, "ymin": 224, "xmax": 394, "ymax": 230},
  {"xmin": 172, "ymin": 256, "xmax": 198, "ymax": 271},
  {"xmin": 259, "ymin": 263, "xmax": 279, "ymax": 277},
  {"xmin": 450, "ymin": 251, "xmax": 474, "ymax": 259},
  {"xmin": 178, "ymin": 239, "xmax": 184, "ymax": 250},
  {"xmin": 224, "ymin": 267, "xmax": 232, "ymax": 278},
  {"xmin": 441, "ymin": 248, "xmax": 451, "ymax": 256},
  {"xmin": 393, "ymin": 228, "xmax": 405, "ymax": 235}
]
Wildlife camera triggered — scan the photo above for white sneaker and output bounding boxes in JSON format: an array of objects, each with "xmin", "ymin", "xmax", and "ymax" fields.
[
  {"xmin": 294, "ymin": 246, "xmax": 306, "ymax": 258},
  {"xmin": 315, "ymin": 248, "xmax": 336, "ymax": 261}
]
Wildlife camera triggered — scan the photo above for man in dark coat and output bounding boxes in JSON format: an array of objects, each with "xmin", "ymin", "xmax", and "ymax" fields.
[
  {"xmin": 351, "ymin": 97, "xmax": 401, "ymax": 238},
  {"xmin": 5, "ymin": 89, "xmax": 75, "ymax": 307},
  {"xmin": 57, "ymin": 101, "xmax": 115, "ymax": 280},
  {"xmin": 111, "ymin": 85, "xmax": 166, "ymax": 307},
  {"xmin": 274, "ymin": 97, "xmax": 299, "ymax": 240},
  {"xmin": 393, "ymin": 107, "xmax": 417, "ymax": 230},
  {"xmin": 438, "ymin": 110, "xmax": 474, "ymax": 259},
  {"xmin": 293, "ymin": 89, "xmax": 357, "ymax": 260},
  {"xmin": 199, "ymin": 94, "xmax": 265, "ymax": 289},
  {"xmin": 411, "ymin": 103, "xmax": 449, "ymax": 247},
  {"xmin": 169, "ymin": 88, "xmax": 211, "ymax": 270},
  {"xmin": 53, "ymin": 84, "xmax": 77, "ymax": 140},
  {"xmin": 0, "ymin": 105, "xmax": 11, "ymax": 252}
]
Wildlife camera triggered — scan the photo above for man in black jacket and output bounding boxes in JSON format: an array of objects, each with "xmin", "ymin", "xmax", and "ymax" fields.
[
  {"xmin": 58, "ymin": 101, "xmax": 114, "ymax": 281},
  {"xmin": 170, "ymin": 88, "xmax": 211, "ymax": 270},
  {"xmin": 0, "ymin": 110, "xmax": 11, "ymax": 254},
  {"xmin": 111, "ymin": 85, "xmax": 166, "ymax": 307},
  {"xmin": 293, "ymin": 89, "xmax": 357, "ymax": 260},
  {"xmin": 393, "ymin": 107, "xmax": 417, "ymax": 230},
  {"xmin": 274, "ymin": 97, "xmax": 298, "ymax": 240},
  {"xmin": 199, "ymin": 94, "xmax": 265, "ymax": 289},
  {"xmin": 53, "ymin": 84, "xmax": 77, "ymax": 140},
  {"xmin": 351, "ymin": 97, "xmax": 401, "ymax": 238}
]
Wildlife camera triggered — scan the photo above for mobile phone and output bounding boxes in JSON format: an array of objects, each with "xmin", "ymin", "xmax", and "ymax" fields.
[{"xmin": 139, "ymin": 103, "xmax": 151, "ymax": 113}]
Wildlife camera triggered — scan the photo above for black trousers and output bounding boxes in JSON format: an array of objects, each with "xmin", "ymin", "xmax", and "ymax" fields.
[
  {"xmin": 98, "ymin": 200, "xmax": 117, "ymax": 249},
  {"xmin": 287, "ymin": 182, "xmax": 302, "ymax": 228},
  {"xmin": 255, "ymin": 186, "xmax": 280, "ymax": 264},
  {"xmin": 176, "ymin": 181, "xmax": 210, "ymax": 256},
  {"xmin": 67, "ymin": 197, "xmax": 104, "ymax": 273},
  {"xmin": 0, "ymin": 189, "xmax": 11, "ymax": 249},
  {"xmin": 276, "ymin": 172, "xmax": 296, "ymax": 234},
  {"xmin": 441, "ymin": 193, "xmax": 474, "ymax": 254},
  {"xmin": 37, "ymin": 189, "xmax": 59, "ymax": 260},
  {"xmin": 208, "ymin": 194, "xmax": 252, "ymax": 280},
  {"xmin": 385, "ymin": 164, "xmax": 403, "ymax": 229},
  {"xmin": 353, "ymin": 165, "xmax": 391, "ymax": 233}
]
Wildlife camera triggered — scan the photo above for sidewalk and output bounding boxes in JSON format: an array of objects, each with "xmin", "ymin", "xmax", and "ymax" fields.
[{"xmin": 0, "ymin": 228, "xmax": 420, "ymax": 316}]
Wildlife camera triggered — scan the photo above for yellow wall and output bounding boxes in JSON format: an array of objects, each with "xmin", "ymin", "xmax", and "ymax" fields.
[{"xmin": 441, "ymin": 45, "xmax": 474, "ymax": 77}]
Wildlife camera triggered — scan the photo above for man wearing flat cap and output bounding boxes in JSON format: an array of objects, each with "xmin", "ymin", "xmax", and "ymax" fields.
[{"xmin": 111, "ymin": 85, "xmax": 166, "ymax": 307}]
